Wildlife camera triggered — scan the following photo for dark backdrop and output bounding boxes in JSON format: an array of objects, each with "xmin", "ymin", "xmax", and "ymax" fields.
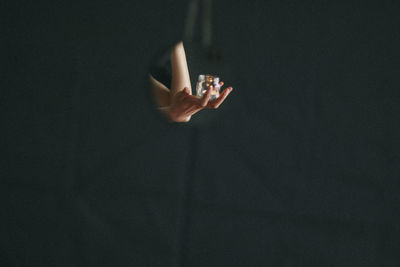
[{"xmin": 2, "ymin": 0, "xmax": 399, "ymax": 266}]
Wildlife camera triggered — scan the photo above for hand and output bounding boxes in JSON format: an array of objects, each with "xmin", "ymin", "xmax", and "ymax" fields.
[
  {"xmin": 166, "ymin": 83, "xmax": 233, "ymax": 122},
  {"xmin": 166, "ymin": 87, "xmax": 211, "ymax": 122},
  {"xmin": 206, "ymin": 81, "xmax": 233, "ymax": 109}
]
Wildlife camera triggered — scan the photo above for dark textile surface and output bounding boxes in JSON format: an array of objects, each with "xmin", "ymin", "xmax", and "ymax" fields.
[{"xmin": 2, "ymin": 1, "xmax": 400, "ymax": 266}]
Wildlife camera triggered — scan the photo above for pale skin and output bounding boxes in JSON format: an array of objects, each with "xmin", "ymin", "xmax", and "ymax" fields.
[{"xmin": 149, "ymin": 42, "xmax": 233, "ymax": 122}]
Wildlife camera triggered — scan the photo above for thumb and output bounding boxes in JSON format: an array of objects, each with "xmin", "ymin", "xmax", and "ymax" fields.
[
  {"xmin": 177, "ymin": 87, "xmax": 190, "ymax": 100},
  {"xmin": 183, "ymin": 87, "xmax": 191, "ymax": 95}
]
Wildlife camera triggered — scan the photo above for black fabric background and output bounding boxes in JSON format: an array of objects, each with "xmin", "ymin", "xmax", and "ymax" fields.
[{"xmin": 2, "ymin": 0, "xmax": 400, "ymax": 266}]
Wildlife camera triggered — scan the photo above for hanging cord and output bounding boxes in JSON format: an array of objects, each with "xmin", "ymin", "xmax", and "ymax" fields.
[
  {"xmin": 184, "ymin": 0, "xmax": 199, "ymax": 42},
  {"xmin": 201, "ymin": 0, "xmax": 212, "ymax": 47},
  {"xmin": 184, "ymin": 0, "xmax": 213, "ymax": 48},
  {"xmin": 183, "ymin": 0, "xmax": 221, "ymax": 61}
]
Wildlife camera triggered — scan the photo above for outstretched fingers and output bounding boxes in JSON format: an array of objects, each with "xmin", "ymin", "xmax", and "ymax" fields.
[{"xmin": 208, "ymin": 87, "xmax": 233, "ymax": 108}]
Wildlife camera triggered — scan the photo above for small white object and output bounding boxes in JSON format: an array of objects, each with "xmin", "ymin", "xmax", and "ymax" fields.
[{"xmin": 196, "ymin": 74, "xmax": 220, "ymax": 100}]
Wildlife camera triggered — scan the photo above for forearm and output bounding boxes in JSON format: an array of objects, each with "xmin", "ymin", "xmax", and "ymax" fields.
[
  {"xmin": 149, "ymin": 74, "xmax": 170, "ymax": 107},
  {"xmin": 170, "ymin": 42, "xmax": 192, "ymax": 96}
]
